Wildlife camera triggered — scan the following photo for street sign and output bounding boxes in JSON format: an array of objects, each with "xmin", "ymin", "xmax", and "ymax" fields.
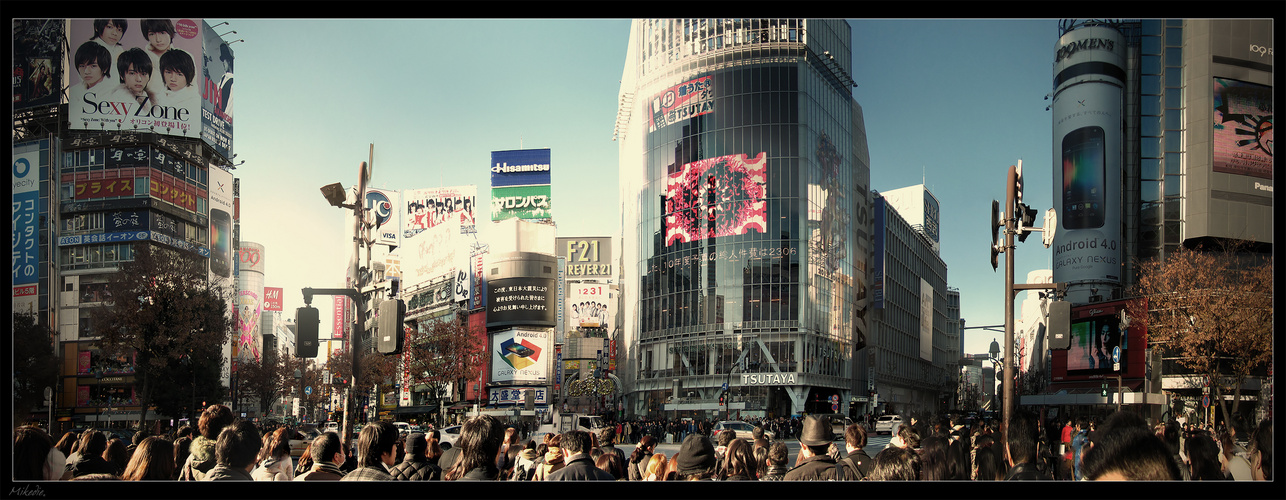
[
  {"xmin": 831, "ymin": 404, "xmax": 840, "ymax": 412},
  {"xmin": 1202, "ymin": 395, "xmax": 1210, "ymax": 408},
  {"xmin": 1111, "ymin": 346, "xmax": 1121, "ymax": 364},
  {"xmin": 305, "ymin": 386, "xmax": 313, "ymax": 396},
  {"xmin": 722, "ymin": 382, "xmax": 729, "ymax": 391}
]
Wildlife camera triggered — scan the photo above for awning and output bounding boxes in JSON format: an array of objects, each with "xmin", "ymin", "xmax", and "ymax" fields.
[{"xmin": 393, "ymin": 405, "xmax": 439, "ymax": 414}]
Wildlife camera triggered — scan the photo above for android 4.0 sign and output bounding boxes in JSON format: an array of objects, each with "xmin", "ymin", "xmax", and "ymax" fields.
[{"xmin": 499, "ymin": 337, "xmax": 542, "ymax": 370}]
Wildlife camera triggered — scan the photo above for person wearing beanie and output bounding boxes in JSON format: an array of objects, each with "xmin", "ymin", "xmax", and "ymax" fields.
[
  {"xmin": 388, "ymin": 432, "xmax": 442, "ymax": 480},
  {"xmin": 674, "ymin": 433, "xmax": 718, "ymax": 480},
  {"xmin": 783, "ymin": 416, "xmax": 840, "ymax": 480}
]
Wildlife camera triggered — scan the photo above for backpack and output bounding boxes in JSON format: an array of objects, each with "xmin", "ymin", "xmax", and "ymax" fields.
[
  {"xmin": 510, "ymin": 462, "xmax": 536, "ymax": 481},
  {"xmin": 835, "ymin": 457, "xmax": 865, "ymax": 481}
]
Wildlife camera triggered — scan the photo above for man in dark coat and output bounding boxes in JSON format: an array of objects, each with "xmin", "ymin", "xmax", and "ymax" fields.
[
  {"xmin": 840, "ymin": 422, "xmax": 874, "ymax": 480},
  {"xmin": 783, "ymin": 415, "xmax": 839, "ymax": 480},
  {"xmin": 547, "ymin": 430, "xmax": 615, "ymax": 480},
  {"xmin": 67, "ymin": 430, "xmax": 116, "ymax": 478},
  {"xmin": 389, "ymin": 432, "xmax": 442, "ymax": 480},
  {"xmin": 598, "ymin": 427, "xmax": 627, "ymax": 467},
  {"xmin": 205, "ymin": 421, "xmax": 261, "ymax": 481},
  {"xmin": 1004, "ymin": 413, "xmax": 1051, "ymax": 480}
]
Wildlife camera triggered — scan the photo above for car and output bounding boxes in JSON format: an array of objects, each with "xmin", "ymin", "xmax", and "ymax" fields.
[
  {"xmin": 408, "ymin": 425, "xmax": 422, "ymax": 434},
  {"xmin": 323, "ymin": 421, "xmax": 339, "ymax": 433},
  {"xmin": 288, "ymin": 428, "xmax": 322, "ymax": 458},
  {"xmin": 438, "ymin": 425, "xmax": 461, "ymax": 447},
  {"xmin": 874, "ymin": 415, "xmax": 903, "ymax": 435},
  {"xmin": 394, "ymin": 421, "xmax": 411, "ymax": 436},
  {"xmin": 712, "ymin": 421, "xmax": 774, "ymax": 441}
]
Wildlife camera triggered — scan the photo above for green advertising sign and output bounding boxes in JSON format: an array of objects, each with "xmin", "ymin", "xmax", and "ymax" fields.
[{"xmin": 491, "ymin": 185, "xmax": 552, "ymax": 221}]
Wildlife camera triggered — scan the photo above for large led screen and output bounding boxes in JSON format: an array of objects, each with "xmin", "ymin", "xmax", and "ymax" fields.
[
  {"xmin": 568, "ymin": 283, "xmax": 612, "ymax": 329},
  {"xmin": 404, "ymin": 186, "xmax": 476, "ymax": 238},
  {"xmin": 1213, "ymin": 78, "xmax": 1272, "ymax": 179},
  {"xmin": 649, "ymin": 75, "xmax": 714, "ymax": 133},
  {"xmin": 491, "ymin": 328, "xmax": 549, "ymax": 384},
  {"xmin": 664, "ymin": 152, "xmax": 768, "ymax": 246},
  {"xmin": 1066, "ymin": 316, "xmax": 1126, "ymax": 373}
]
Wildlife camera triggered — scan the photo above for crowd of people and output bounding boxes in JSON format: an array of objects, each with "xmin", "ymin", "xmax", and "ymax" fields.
[{"xmin": 12, "ymin": 404, "xmax": 1273, "ymax": 482}]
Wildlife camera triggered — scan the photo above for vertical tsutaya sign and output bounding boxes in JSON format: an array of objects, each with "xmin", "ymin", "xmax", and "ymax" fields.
[
  {"xmin": 649, "ymin": 75, "xmax": 714, "ymax": 133},
  {"xmin": 490, "ymin": 149, "xmax": 552, "ymax": 187},
  {"xmin": 1212, "ymin": 78, "xmax": 1272, "ymax": 179},
  {"xmin": 873, "ymin": 197, "xmax": 885, "ymax": 309},
  {"xmin": 920, "ymin": 278, "xmax": 933, "ymax": 362},
  {"xmin": 365, "ymin": 188, "xmax": 400, "ymax": 248},
  {"xmin": 1051, "ymin": 25, "xmax": 1124, "ymax": 303},
  {"xmin": 68, "ymin": 20, "xmax": 205, "ymax": 139},
  {"xmin": 403, "ymin": 185, "xmax": 477, "ymax": 238},
  {"xmin": 664, "ymin": 152, "xmax": 768, "ymax": 246},
  {"xmin": 556, "ymin": 237, "xmax": 613, "ymax": 278},
  {"xmin": 490, "ymin": 185, "xmax": 552, "ymax": 221},
  {"xmin": 12, "ymin": 149, "xmax": 41, "ymax": 315},
  {"xmin": 200, "ymin": 20, "xmax": 234, "ymax": 159}
]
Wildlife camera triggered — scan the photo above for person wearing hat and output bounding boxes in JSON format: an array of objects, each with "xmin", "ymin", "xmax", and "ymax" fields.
[
  {"xmin": 388, "ymin": 432, "xmax": 442, "ymax": 480},
  {"xmin": 783, "ymin": 415, "xmax": 840, "ymax": 480},
  {"xmin": 673, "ymin": 433, "xmax": 718, "ymax": 480}
]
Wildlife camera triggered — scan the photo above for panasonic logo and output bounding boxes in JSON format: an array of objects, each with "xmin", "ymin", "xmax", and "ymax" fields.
[
  {"xmin": 1056, "ymin": 38, "xmax": 1116, "ymax": 62},
  {"xmin": 492, "ymin": 162, "xmax": 551, "ymax": 174},
  {"xmin": 1254, "ymin": 182, "xmax": 1272, "ymax": 192}
]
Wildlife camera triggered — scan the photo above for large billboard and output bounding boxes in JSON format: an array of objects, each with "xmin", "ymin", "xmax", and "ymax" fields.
[
  {"xmin": 1052, "ymin": 299, "xmax": 1146, "ymax": 382},
  {"xmin": 208, "ymin": 166, "xmax": 234, "ymax": 278},
  {"xmin": 1051, "ymin": 26, "xmax": 1123, "ymax": 304},
  {"xmin": 649, "ymin": 75, "xmax": 714, "ymax": 133},
  {"xmin": 12, "ymin": 147, "xmax": 41, "ymax": 315},
  {"xmin": 491, "ymin": 185, "xmax": 552, "ymax": 221},
  {"xmin": 13, "ymin": 19, "xmax": 64, "ymax": 110},
  {"xmin": 403, "ymin": 185, "xmax": 476, "ymax": 238},
  {"xmin": 664, "ymin": 152, "xmax": 767, "ymax": 246},
  {"xmin": 400, "ymin": 216, "xmax": 464, "ymax": 290},
  {"xmin": 556, "ymin": 236, "xmax": 613, "ymax": 279},
  {"xmin": 490, "ymin": 149, "xmax": 551, "ymax": 188},
  {"xmin": 486, "ymin": 277, "xmax": 557, "ymax": 328},
  {"xmin": 199, "ymin": 20, "xmax": 234, "ymax": 159},
  {"xmin": 491, "ymin": 328, "xmax": 549, "ymax": 384},
  {"xmin": 567, "ymin": 283, "xmax": 612, "ymax": 329},
  {"xmin": 1212, "ymin": 78, "xmax": 1272, "ymax": 179}
]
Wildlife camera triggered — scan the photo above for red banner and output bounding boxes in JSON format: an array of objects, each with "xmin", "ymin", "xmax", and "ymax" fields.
[
  {"xmin": 74, "ymin": 177, "xmax": 136, "ymax": 200},
  {"xmin": 263, "ymin": 287, "xmax": 283, "ymax": 312},
  {"xmin": 333, "ymin": 295, "xmax": 346, "ymax": 340}
]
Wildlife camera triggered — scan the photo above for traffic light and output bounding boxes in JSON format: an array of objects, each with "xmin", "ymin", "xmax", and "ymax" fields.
[
  {"xmin": 1013, "ymin": 159, "xmax": 1025, "ymax": 209},
  {"xmin": 1100, "ymin": 381, "xmax": 1109, "ymax": 397},
  {"xmin": 1047, "ymin": 300, "xmax": 1072, "ymax": 349},
  {"xmin": 1016, "ymin": 203, "xmax": 1038, "ymax": 242},
  {"xmin": 719, "ymin": 391, "xmax": 726, "ymax": 406},
  {"xmin": 990, "ymin": 200, "xmax": 1002, "ymax": 271},
  {"xmin": 376, "ymin": 298, "xmax": 405, "ymax": 354},
  {"xmin": 295, "ymin": 306, "xmax": 320, "ymax": 358}
]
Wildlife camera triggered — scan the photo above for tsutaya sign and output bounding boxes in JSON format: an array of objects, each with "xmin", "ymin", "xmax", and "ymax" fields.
[{"xmin": 741, "ymin": 373, "xmax": 799, "ymax": 385}]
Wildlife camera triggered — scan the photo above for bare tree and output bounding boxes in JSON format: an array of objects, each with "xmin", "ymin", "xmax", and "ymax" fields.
[
  {"xmin": 403, "ymin": 317, "xmax": 487, "ymax": 422},
  {"xmin": 13, "ymin": 312, "xmax": 59, "ymax": 425},
  {"xmin": 1131, "ymin": 241, "xmax": 1272, "ymax": 420},
  {"xmin": 88, "ymin": 244, "xmax": 234, "ymax": 429}
]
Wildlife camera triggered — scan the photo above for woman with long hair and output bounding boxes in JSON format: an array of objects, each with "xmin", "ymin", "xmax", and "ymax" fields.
[
  {"xmin": 121, "ymin": 436, "xmax": 175, "ymax": 480},
  {"xmin": 596, "ymin": 451, "xmax": 627, "ymax": 480},
  {"xmin": 643, "ymin": 452, "xmax": 668, "ymax": 481},
  {"xmin": 251, "ymin": 427, "xmax": 295, "ymax": 481},
  {"xmin": 1184, "ymin": 432, "xmax": 1225, "ymax": 480},
  {"xmin": 172, "ymin": 436, "xmax": 192, "ymax": 480},
  {"xmin": 663, "ymin": 453, "xmax": 682, "ymax": 481},
  {"xmin": 720, "ymin": 438, "xmax": 756, "ymax": 480},
  {"xmin": 627, "ymin": 435, "xmax": 656, "ymax": 480},
  {"xmin": 443, "ymin": 415, "xmax": 505, "ymax": 480},
  {"xmin": 102, "ymin": 437, "xmax": 130, "ymax": 476},
  {"xmin": 13, "ymin": 425, "xmax": 61, "ymax": 481},
  {"xmin": 423, "ymin": 429, "xmax": 444, "ymax": 466},
  {"xmin": 294, "ymin": 441, "xmax": 314, "ymax": 476}
]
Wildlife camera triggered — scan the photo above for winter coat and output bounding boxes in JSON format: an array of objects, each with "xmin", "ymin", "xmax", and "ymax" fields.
[
  {"xmin": 533, "ymin": 447, "xmax": 565, "ymax": 480},
  {"xmin": 1004, "ymin": 461, "xmax": 1050, "ymax": 480},
  {"xmin": 388, "ymin": 455, "xmax": 442, "ymax": 481},
  {"xmin": 205, "ymin": 464, "xmax": 255, "ymax": 481},
  {"xmin": 782, "ymin": 454, "xmax": 839, "ymax": 481},
  {"xmin": 179, "ymin": 436, "xmax": 218, "ymax": 481},
  {"xmin": 295, "ymin": 462, "xmax": 346, "ymax": 481},
  {"xmin": 456, "ymin": 465, "xmax": 500, "ymax": 480},
  {"xmin": 510, "ymin": 449, "xmax": 540, "ymax": 481},
  {"xmin": 842, "ymin": 449, "xmax": 874, "ymax": 479},
  {"xmin": 251, "ymin": 456, "xmax": 295, "ymax": 481},
  {"xmin": 759, "ymin": 465, "xmax": 789, "ymax": 481},
  {"xmin": 546, "ymin": 455, "xmax": 616, "ymax": 481},
  {"xmin": 67, "ymin": 452, "xmax": 116, "ymax": 478},
  {"xmin": 628, "ymin": 450, "xmax": 652, "ymax": 481}
]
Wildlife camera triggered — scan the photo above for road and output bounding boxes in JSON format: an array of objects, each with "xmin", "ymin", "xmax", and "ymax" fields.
[{"xmin": 633, "ymin": 433, "xmax": 892, "ymax": 468}]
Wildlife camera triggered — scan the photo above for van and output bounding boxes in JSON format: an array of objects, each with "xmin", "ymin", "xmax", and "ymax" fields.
[
  {"xmin": 324, "ymin": 421, "xmax": 339, "ymax": 433},
  {"xmin": 555, "ymin": 413, "xmax": 607, "ymax": 436},
  {"xmin": 394, "ymin": 421, "xmax": 411, "ymax": 436}
]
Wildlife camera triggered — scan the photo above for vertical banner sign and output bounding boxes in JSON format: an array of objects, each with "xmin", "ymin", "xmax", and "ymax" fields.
[
  {"xmin": 873, "ymin": 197, "xmax": 886, "ymax": 309},
  {"xmin": 366, "ymin": 188, "xmax": 401, "ymax": 248},
  {"xmin": 454, "ymin": 268, "xmax": 470, "ymax": 303},
  {"xmin": 332, "ymin": 295, "xmax": 346, "ymax": 340},
  {"xmin": 920, "ymin": 278, "xmax": 933, "ymax": 362},
  {"xmin": 555, "ymin": 344, "xmax": 562, "ymax": 392},
  {"xmin": 201, "ymin": 20, "xmax": 234, "ymax": 159},
  {"xmin": 1052, "ymin": 26, "xmax": 1124, "ymax": 303},
  {"xmin": 263, "ymin": 287, "xmax": 283, "ymax": 312},
  {"xmin": 12, "ymin": 150, "xmax": 40, "ymax": 315},
  {"xmin": 472, "ymin": 251, "xmax": 485, "ymax": 310},
  {"xmin": 556, "ymin": 257, "xmax": 565, "ymax": 343}
]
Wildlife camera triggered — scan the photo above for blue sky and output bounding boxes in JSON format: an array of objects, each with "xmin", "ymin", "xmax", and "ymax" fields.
[{"xmin": 223, "ymin": 19, "xmax": 1063, "ymax": 357}]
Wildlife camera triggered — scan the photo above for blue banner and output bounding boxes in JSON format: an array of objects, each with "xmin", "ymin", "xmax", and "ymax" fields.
[{"xmin": 490, "ymin": 149, "xmax": 551, "ymax": 187}]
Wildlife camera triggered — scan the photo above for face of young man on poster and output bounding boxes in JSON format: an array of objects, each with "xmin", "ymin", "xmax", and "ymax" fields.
[
  {"xmin": 147, "ymin": 30, "xmax": 172, "ymax": 53},
  {"xmin": 164, "ymin": 67, "xmax": 188, "ymax": 91},
  {"xmin": 100, "ymin": 20, "xmax": 123, "ymax": 45},
  {"xmin": 78, "ymin": 61, "xmax": 104, "ymax": 89},
  {"xmin": 124, "ymin": 65, "xmax": 150, "ymax": 94}
]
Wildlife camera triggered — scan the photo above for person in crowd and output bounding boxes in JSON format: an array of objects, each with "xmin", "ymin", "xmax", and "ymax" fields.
[
  {"xmin": 295, "ymin": 432, "xmax": 346, "ymax": 481},
  {"xmin": 126, "ymin": 430, "xmax": 147, "ymax": 458},
  {"xmin": 423, "ymin": 429, "xmax": 445, "ymax": 467},
  {"xmin": 121, "ymin": 436, "xmax": 174, "ymax": 481},
  {"xmin": 751, "ymin": 445, "xmax": 768, "ymax": 479},
  {"xmin": 510, "ymin": 440, "xmax": 540, "ymax": 481},
  {"xmin": 102, "ymin": 437, "xmax": 129, "ymax": 476},
  {"xmin": 387, "ymin": 432, "xmax": 441, "ymax": 480},
  {"xmin": 752, "ymin": 426, "xmax": 770, "ymax": 451},
  {"xmin": 251, "ymin": 427, "xmax": 294, "ymax": 481},
  {"xmin": 719, "ymin": 437, "xmax": 756, "ymax": 480},
  {"xmin": 599, "ymin": 427, "xmax": 628, "ymax": 467},
  {"xmin": 868, "ymin": 445, "xmax": 920, "ymax": 480},
  {"xmin": 1217, "ymin": 431, "xmax": 1253, "ymax": 480},
  {"xmin": 171, "ymin": 436, "xmax": 192, "ymax": 480},
  {"xmin": 1004, "ymin": 413, "xmax": 1051, "ymax": 480},
  {"xmin": 341, "ymin": 421, "xmax": 398, "ymax": 481},
  {"xmin": 547, "ymin": 430, "xmax": 615, "ymax": 480},
  {"xmin": 663, "ymin": 452, "xmax": 682, "ymax": 481},
  {"xmin": 444, "ymin": 415, "xmax": 505, "ymax": 480},
  {"xmin": 14, "ymin": 425, "xmax": 65, "ymax": 481},
  {"xmin": 758, "ymin": 442, "xmax": 790, "ymax": 481},
  {"xmin": 55, "ymin": 431, "xmax": 80, "ymax": 460},
  {"xmin": 1060, "ymin": 417, "xmax": 1075, "ymax": 479},
  {"xmin": 1183, "ymin": 431, "xmax": 1224, "ymax": 480},
  {"xmin": 69, "ymin": 472, "xmax": 121, "ymax": 481},
  {"xmin": 293, "ymin": 441, "xmax": 314, "ymax": 477},
  {"xmin": 712, "ymin": 429, "xmax": 735, "ymax": 475},
  {"xmin": 946, "ymin": 430, "xmax": 971, "ymax": 481},
  {"xmin": 974, "ymin": 441, "xmax": 1003, "ymax": 480},
  {"xmin": 1163, "ymin": 419, "xmax": 1191, "ymax": 480},
  {"xmin": 918, "ymin": 434, "xmax": 952, "ymax": 480},
  {"xmin": 204, "ymin": 420, "xmax": 261, "ymax": 481},
  {"xmin": 783, "ymin": 416, "xmax": 838, "ymax": 480},
  {"xmin": 642, "ymin": 452, "xmax": 668, "ymax": 481},
  {"xmin": 841, "ymin": 422, "xmax": 873, "ymax": 480},
  {"xmin": 1081, "ymin": 411, "xmax": 1180, "ymax": 481},
  {"xmin": 1247, "ymin": 419, "xmax": 1271, "ymax": 481},
  {"xmin": 672, "ymin": 433, "xmax": 718, "ymax": 481},
  {"xmin": 595, "ymin": 451, "xmax": 627, "ymax": 480},
  {"xmin": 68, "ymin": 429, "xmax": 115, "ymax": 478},
  {"xmin": 180, "ymin": 404, "xmax": 234, "ymax": 480},
  {"xmin": 627, "ymin": 434, "xmax": 656, "ymax": 480},
  {"xmin": 533, "ymin": 433, "xmax": 565, "ymax": 480}
]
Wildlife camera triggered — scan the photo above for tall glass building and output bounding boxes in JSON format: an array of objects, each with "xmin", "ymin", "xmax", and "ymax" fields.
[{"xmin": 614, "ymin": 19, "xmax": 871, "ymax": 419}]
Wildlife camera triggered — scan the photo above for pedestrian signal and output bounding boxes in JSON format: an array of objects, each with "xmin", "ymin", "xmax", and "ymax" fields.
[{"xmin": 296, "ymin": 306, "xmax": 320, "ymax": 358}]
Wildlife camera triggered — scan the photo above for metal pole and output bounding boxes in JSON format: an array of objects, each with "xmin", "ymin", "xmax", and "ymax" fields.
[
  {"xmin": 342, "ymin": 161, "xmax": 368, "ymax": 453},
  {"xmin": 1002, "ymin": 165, "xmax": 1017, "ymax": 456}
]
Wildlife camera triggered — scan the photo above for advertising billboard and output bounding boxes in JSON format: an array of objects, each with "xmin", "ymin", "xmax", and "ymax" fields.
[
  {"xmin": 200, "ymin": 20, "xmax": 234, "ymax": 159},
  {"xmin": 873, "ymin": 196, "xmax": 885, "ymax": 309},
  {"xmin": 1051, "ymin": 26, "xmax": 1123, "ymax": 303},
  {"xmin": 68, "ymin": 20, "xmax": 205, "ymax": 138},
  {"xmin": 1052, "ymin": 299, "xmax": 1146, "ymax": 382},
  {"xmin": 649, "ymin": 75, "xmax": 714, "ymax": 133},
  {"xmin": 1212, "ymin": 78, "xmax": 1272, "ymax": 179},
  {"xmin": 567, "ymin": 283, "xmax": 612, "ymax": 329},
  {"xmin": 486, "ymin": 277, "xmax": 557, "ymax": 328},
  {"xmin": 263, "ymin": 287, "xmax": 283, "ymax": 312},
  {"xmin": 490, "ymin": 149, "xmax": 551, "ymax": 188},
  {"xmin": 664, "ymin": 152, "xmax": 767, "ymax": 246},
  {"xmin": 491, "ymin": 185, "xmax": 552, "ymax": 221},
  {"xmin": 208, "ymin": 166, "xmax": 234, "ymax": 278},
  {"xmin": 403, "ymin": 185, "xmax": 476, "ymax": 238},
  {"xmin": 365, "ymin": 188, "xmax": 400, "ymax": 248},
  {"xmin": 556, "ymin": 237, "xmax": 613, "ymax": 279},
  {"xmin": 400, "ymin": 216, "xmax": 464, "ymax": 290},
  {"xmin": 491, "ymin": 328, "xmax": 549, "ymax": 384},
  {"xmin": 919, "ymin": 278, "xmax": 933, "ymax": 362},
  {"xmin": 488, "ymin": 386, "xmax": 548, "ymax": 407},
  {"xmin": 13, "ymin": 19, "xmax": 64, "ymax": 110},
  {"xmin": 332, "ymin": 295, "xmax": 346, "ymax": 340},
  {"xmin": 12, "ymin": 148, "xmax": 41, "ymax": 315}
]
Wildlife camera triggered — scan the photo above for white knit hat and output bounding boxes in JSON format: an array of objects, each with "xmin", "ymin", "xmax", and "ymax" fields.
[{"xmin": 44, "ymin": 448, "xmax": 67, "ymax": 480}]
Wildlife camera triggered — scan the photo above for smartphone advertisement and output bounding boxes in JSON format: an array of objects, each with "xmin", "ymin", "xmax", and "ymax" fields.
[{"xmin": 1051, "ymin": 26, "xmax": 1123, "ymax": 304}]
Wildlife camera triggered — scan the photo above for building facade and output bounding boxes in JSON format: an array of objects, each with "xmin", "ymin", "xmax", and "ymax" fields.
[{"xmin": 615, "ymin": 19, "xmax": 872, "ymax": 419}]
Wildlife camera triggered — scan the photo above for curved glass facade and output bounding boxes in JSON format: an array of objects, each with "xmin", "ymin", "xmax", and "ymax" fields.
[{"xmin": 617, "ymin": 19, "xmax": 869, "ymax": 419}]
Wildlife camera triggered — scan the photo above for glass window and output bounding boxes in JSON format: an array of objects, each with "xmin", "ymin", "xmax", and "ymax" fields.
[
  {"xmin": 1164, "ymin": 222, "xmax": 1181, "ymax": 244},
  {"xmin": 1165, "ymin": 47, "xmax": 1182, "ymax": 67},
  {"xmin": 1165, "ymin": 133, "xmax": 1183, "ymax": 153},
  {"xmin": 1141, "ymin": 56, "xmax": 1161, "ymax": 75},
  {"xmin": 1164, "ymin": 197, "xmax": 1181, "ymax": 220},
  {"xmin": 1142, "ymin": 95, "xmax": 1161, "ymax": 115},
  {"xmin": 1142, "ymin": 35, "xmax": 1161, "ymax": 55},
  {"xmin": 1165, "ymin": 111, "xmax": 1183, "ymax": 131},
  {"xmin": 1165, "ymin": 155, "xmax": 1182, "ymax": 175},
  {"xmin": 1165, "ymin": 66, "xmax": 1182, "ymax": 88},
  {"xmin": 1165, "ymin": 27, "xmax": 1182, "ymax": 44},
  {"xmin": 1142, "ymin": 75, "xmax": 1161, "ymax": 91},
  {"xmin": 1140, "ymin": 180, "xmax": 1162, "ymax": 204},
  {"xmin": 1141, "ymin": 158, "xmax": 1161, "ymax": 180},
  {"xmin": 1140, "ymin": 116, "xmax": 1161, "ymax": 137},
  {"xmin": 1165, "ymin": 90, "xmax": 1183, "ymax": 109},
  {"xmin": 1141, "ymin": 137, "xmax": 1161, "ymax": 158},
  {"xmin": 1164, "ymin": 175, "xmax": 1182, "ymax": 197}
]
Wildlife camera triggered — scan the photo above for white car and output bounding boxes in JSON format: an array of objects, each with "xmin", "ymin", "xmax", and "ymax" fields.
[
  {"xmin": 394, "ymin": 421, "xmax": 412, "ymax": 436},
  {"xmin": 438, "ymin": 425, "xmax": 462, "ymax": 447},
  {"xmin": 874, "ymin": 415, "xmax": 903, "ymax": 435},
  {"xmin": 712, "ymin": 421, "xmax": 774, "ymax": 441}
]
